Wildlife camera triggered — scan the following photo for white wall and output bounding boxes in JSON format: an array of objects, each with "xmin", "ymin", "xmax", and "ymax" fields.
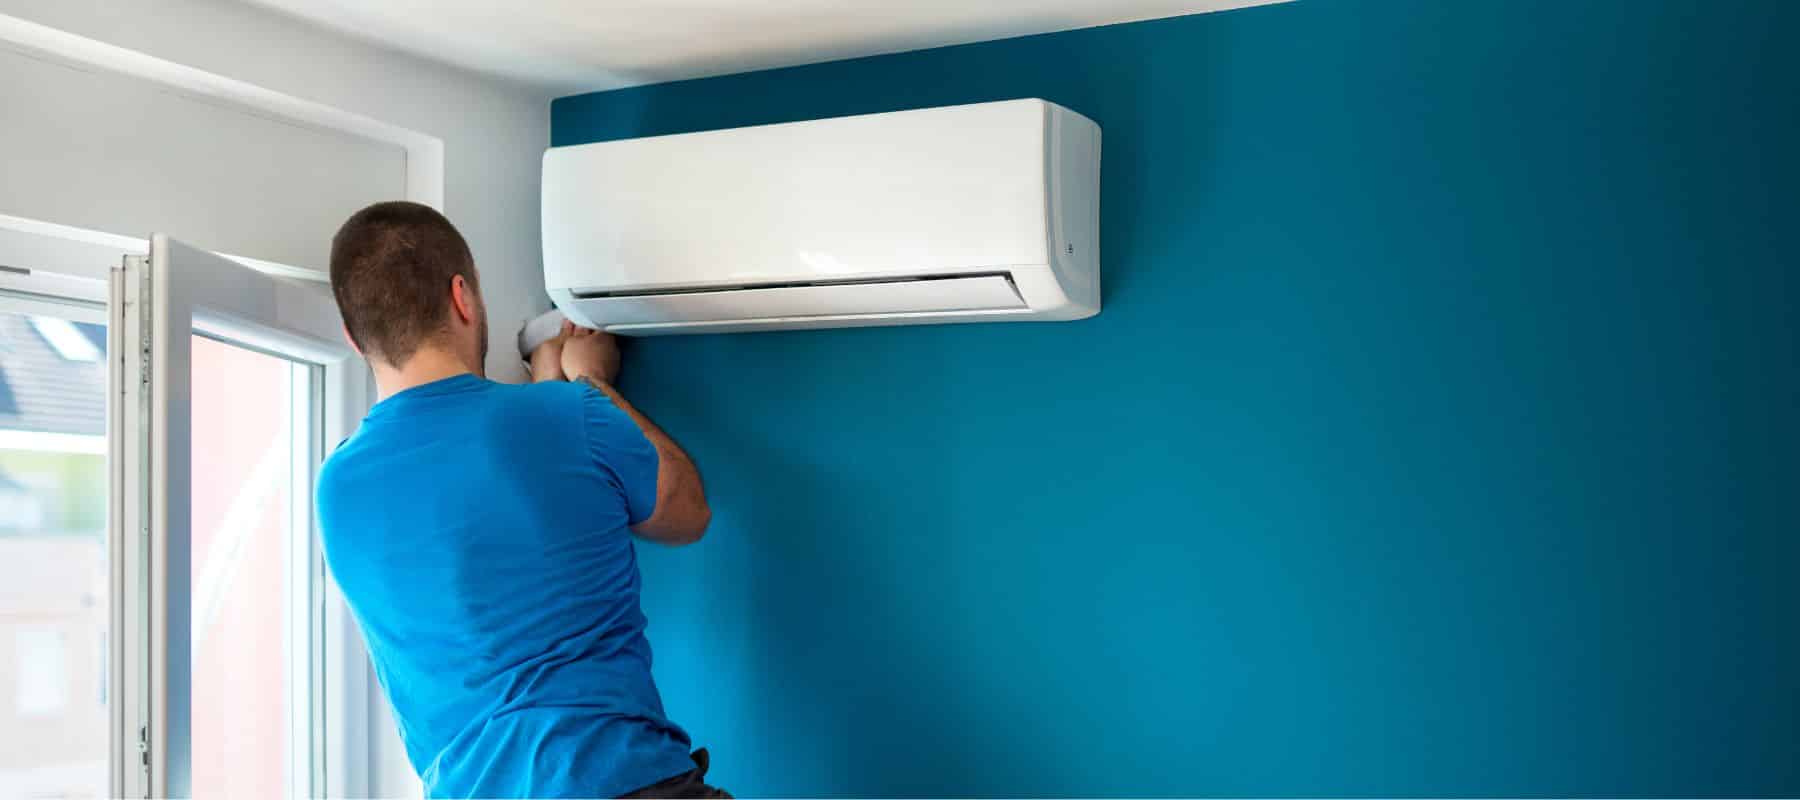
[
  {"xmin": 0, "ymin": 0, "xmax": 554, "ymax": 383},
  {"xmin": 0, "ymin": 2, "xmax": 553, "ymax": 796}
]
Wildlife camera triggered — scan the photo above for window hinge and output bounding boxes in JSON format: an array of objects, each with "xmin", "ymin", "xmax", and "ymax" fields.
[{"xmin": 139, "ymin": 322, "xmax": 152, "ymax": 387}]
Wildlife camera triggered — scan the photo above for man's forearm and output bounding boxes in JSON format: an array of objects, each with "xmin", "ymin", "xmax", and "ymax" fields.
[
  {"xmin": 529, "ymin": 347, "xmax": 564, "ymax": 383},
  {"xmin": 574, "ymin": 375, "xmax": 711, "ymax": 544}
]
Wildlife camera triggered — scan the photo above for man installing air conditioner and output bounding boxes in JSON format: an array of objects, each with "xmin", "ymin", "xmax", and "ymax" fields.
[{"xmin": 315, "ymin": 201, "xmax": 727, "ymax": 798}]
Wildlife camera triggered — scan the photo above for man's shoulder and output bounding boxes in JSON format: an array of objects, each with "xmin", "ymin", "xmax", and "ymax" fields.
[
  {"xmin": 317, "ymin": 424, "xmax": 381, "ymax": 512},
  {"xmin": 379, "ymin": 377, "xmax": 586, "ymax": 428},
  {"xmin": 318, "ymin": 380, "xmax": 595, "ymax": 491},
  {"xmin": 496, "ymin": 379, "xmax": 628, "ymax": 431},
  {"xmin": 488, "ymin": 376, "xmax": 591, "ymax": 406}
]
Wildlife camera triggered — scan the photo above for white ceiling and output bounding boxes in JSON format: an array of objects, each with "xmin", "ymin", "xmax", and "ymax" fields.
[{"xmin": 237, "ymin": 0, "xmax": 1287, "ymax": 93}]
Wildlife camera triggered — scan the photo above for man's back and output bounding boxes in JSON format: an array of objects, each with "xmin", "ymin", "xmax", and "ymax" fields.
[{"xmin": 317, "ymin": 373, "xmax": 694, "ymax": 798}]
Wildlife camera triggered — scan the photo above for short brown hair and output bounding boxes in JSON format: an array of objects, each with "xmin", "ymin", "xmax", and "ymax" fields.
[{"xmin": 329, "ymin": 201, "xmax": 479, "ymax": 365}]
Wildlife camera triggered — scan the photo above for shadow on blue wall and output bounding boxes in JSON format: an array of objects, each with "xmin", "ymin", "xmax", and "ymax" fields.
[{"xmin": 552, "ymin": 0, "xmax": 1799, "ymax": 794}]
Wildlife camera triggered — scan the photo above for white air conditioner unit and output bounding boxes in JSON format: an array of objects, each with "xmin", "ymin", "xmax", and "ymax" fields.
[{"xmin": 541, "ymin": 98, "xmax": 1101, "ymax": 335}]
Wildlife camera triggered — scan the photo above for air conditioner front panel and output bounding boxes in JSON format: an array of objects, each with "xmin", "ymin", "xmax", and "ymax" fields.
[{"xmin": 543, "ymin": 100, "xmax": 1054, "ymax": 291}]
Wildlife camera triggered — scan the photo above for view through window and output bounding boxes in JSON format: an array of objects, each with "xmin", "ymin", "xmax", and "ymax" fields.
[
  {"xmin": 0, "ymin": 309, "xmax": 108, "ymax": 800},
  {"xmin": 188, "ymin": 334, "xmax": 309, "ymax": 799}
]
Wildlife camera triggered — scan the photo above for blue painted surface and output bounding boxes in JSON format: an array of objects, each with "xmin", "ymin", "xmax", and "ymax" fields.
[{"xmin": 551, "ymin": 0, "xmax": 1799, "ymax": 794}]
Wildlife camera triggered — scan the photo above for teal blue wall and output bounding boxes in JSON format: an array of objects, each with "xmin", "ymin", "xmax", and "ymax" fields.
[{"xmin": 552, "ymin": 0, "xmax": 1798, "ymax": 794}]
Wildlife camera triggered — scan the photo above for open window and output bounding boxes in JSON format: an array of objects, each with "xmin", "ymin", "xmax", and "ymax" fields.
[
  {"xmin": 1, "ymin": 224, "xmax": 369, "ymax": 800},
  {"xmin": 112, "ymin": 235, "xmax": 368, "ymax": 799}
]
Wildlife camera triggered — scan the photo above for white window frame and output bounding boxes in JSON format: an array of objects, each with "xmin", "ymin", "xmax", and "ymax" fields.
[{"xmin": 1, "ymin": 219, "xmax": 374, "ymax": 799}]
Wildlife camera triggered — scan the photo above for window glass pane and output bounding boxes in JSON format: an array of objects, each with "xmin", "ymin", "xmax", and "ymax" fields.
[
  {"xmin": 189, "ymin": 334, "xmax": 309, "ymax": 799},
  {"xmin": 0, "ymin": 309, "xmax": 108, "ymax": 800}
]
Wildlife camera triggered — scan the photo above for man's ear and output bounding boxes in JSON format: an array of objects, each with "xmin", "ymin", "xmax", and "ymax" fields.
[
  {"xmin": 341, "ymin": 323, "xmax": 363, "ymax": 357},
  {"xmin": 450, "ymin": 274, "xmax": 478, "ymax": 325}
]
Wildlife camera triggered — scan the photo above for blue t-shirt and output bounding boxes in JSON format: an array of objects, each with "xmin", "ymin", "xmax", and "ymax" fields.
[{"xmin": 316, "ymin": 374, "xmax": 694, "ymax": 798}]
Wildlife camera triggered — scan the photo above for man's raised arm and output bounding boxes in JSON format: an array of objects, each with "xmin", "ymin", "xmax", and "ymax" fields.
[{"xmin": 559, "ymin": 326, "xmax": 711, "ymax": 545}]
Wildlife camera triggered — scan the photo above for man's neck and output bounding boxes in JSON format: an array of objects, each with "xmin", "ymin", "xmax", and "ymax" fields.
[{"xmin": 371, "ymin": 346, "xmax": 482, "ymax": 401}]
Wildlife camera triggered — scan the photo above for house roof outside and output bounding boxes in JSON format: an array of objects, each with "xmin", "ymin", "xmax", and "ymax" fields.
[{"xmin": 0, "ymin": 311, "xmax": 107, "ymax": 437}]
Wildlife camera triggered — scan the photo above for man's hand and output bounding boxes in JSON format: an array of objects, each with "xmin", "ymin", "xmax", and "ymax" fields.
[
  {"xmin": 561, "ymin": 324, "xmax": 622, "ymax": 385},
  {"xmin": 528, "ymin": 321, "xmax": 574, "ymax": 383}
]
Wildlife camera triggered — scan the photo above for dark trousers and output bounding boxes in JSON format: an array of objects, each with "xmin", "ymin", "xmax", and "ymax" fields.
[{"xmin": 620, "ymin": 749, "xmax": 731, "ymax": 798}]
